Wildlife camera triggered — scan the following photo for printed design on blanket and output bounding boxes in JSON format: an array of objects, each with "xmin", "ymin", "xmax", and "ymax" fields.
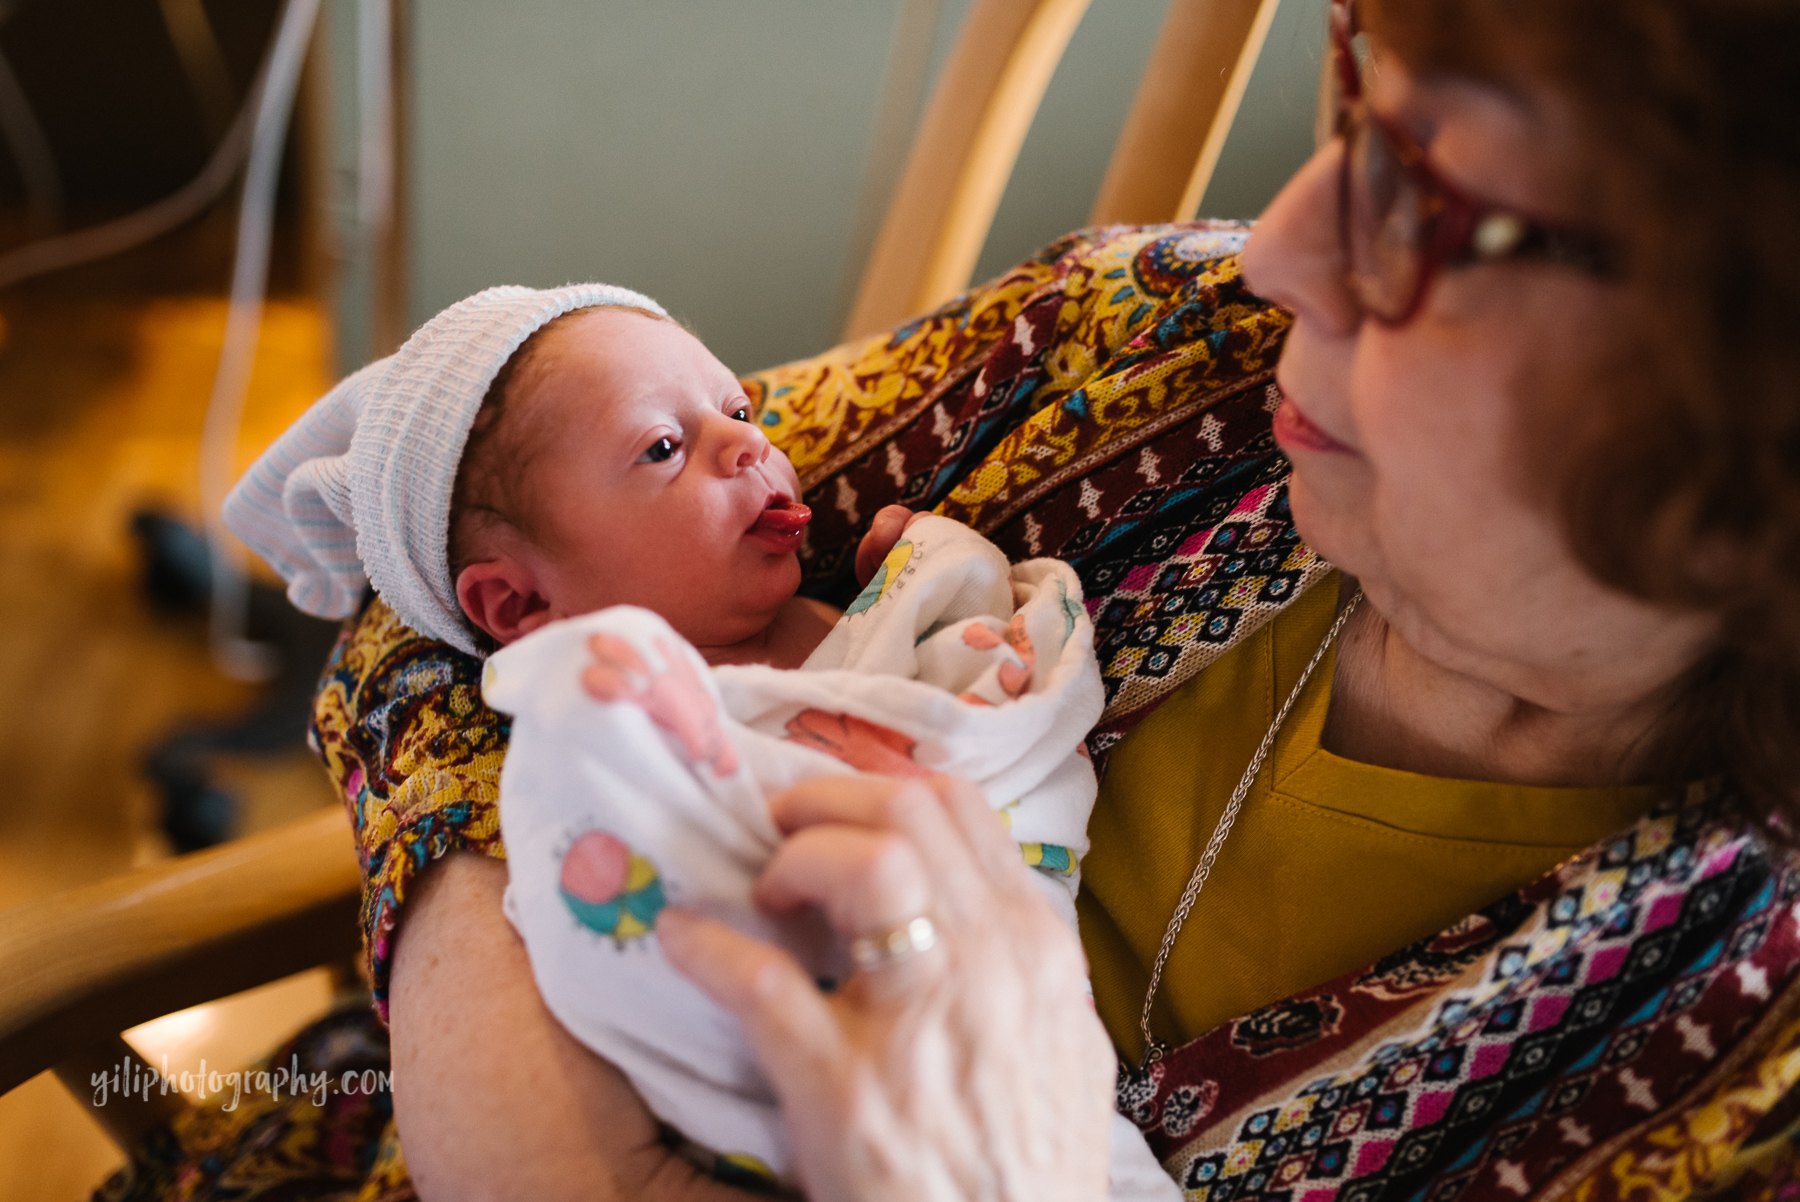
[
  {"xmin": 961, "ymin": 612, "xmax": 1037, "ymax": 697},
  {"xmin": 484, "ymin": 526, "xmax": 1110, "ymax": 1191},
  {"xmin": 784, "ymin": 709, "xmax": 928, "ymax": 777},
  {"xmin": 1055, "ymin": 578, "xmax": 1084, "ymax": 638},
  {"xmin": 1022, "ymin": 842, "xmax": 1076, "ymax": 876},
  {"xmin": 711, "ymin": 1152, "xmax": 779, "ymax": 1189},
  {"xmin": 558, "ymin": 830, "xmax": 665, "ymax": 942},
  {"xmin": 582, "ymin": 632, "xmax": 738, "ymax": 778},
  {"xmin": 1000, "ymin": 800, "xmax": 1077, "ymax": 877},
  {"xmin": 844, "ymin": 537, "xmax": 918, "ymax": 616}
]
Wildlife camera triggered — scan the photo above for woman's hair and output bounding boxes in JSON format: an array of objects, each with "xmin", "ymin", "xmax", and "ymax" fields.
[
  {"xmin": 1362, "ymin": 0, "xmax": 1800, "ymax": 817},
  {"xmin": 447, "ymin": 304, "xmax": 674, "ymax": 648}
]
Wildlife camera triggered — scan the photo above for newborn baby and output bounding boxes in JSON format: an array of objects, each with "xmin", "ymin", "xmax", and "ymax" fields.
[
  {"xmin": 223, "ymin": 284, "xmax": 1176, "ymax": 1200},
  {"xmin": 440, "ymin": 294, "xmax": 840, "ymax": 669}
]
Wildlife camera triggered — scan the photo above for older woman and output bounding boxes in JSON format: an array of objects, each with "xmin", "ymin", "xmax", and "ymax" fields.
[
  {"xmin": 639, "ymin": 2, "xmax": 1800, "ymax": 1198},
  {"xmin": 100, "ymin": 0, "xmax": 1800, "ymax": 1198}
]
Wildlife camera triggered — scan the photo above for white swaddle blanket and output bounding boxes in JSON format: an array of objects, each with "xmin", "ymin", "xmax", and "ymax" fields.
[{"xmin": 483, "ymin": 515, "xmax": 1177, "ymax": 1199}]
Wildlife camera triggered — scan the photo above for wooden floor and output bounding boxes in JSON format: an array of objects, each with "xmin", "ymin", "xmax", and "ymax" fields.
[{"xmin": 0, "ymin": 220, "xmax": 347, "ymax": 1199}]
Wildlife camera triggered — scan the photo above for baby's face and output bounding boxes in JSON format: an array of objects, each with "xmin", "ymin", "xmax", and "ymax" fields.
[{"xmin": 502, "ymin": 309, "xmax": 806, "ymax": 647}]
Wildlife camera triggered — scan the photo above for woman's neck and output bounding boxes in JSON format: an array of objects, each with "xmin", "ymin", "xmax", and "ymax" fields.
[{"xmin": 1322, "ymin": 585, "xmax": 1687, "ymax": 789}]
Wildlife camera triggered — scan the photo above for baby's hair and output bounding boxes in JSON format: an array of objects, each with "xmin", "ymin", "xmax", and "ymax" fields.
[{"xmin": 448, "ymin": 303, "xmax": 676, "ymax": 652}]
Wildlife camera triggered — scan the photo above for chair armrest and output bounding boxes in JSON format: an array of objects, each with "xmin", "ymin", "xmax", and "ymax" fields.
[{"xmin": 0, "ymin": 807, "xmax": 362, "ymax": 1095}]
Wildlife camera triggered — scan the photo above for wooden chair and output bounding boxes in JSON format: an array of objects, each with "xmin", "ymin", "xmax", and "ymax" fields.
[
  {"xmin": 0, "ymin": 809, "xmax": 360, "ymax": 1147},
  {"xmin": 842, "ymin": 0, "xmax": 1284, "ymax": 340},
  {"xmin": 0, "ymin": 0, "xmax": 1291, "ymax": 1152}
]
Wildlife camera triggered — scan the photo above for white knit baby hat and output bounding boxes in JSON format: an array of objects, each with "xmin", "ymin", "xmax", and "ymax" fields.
[{"xmin": 222, "ymin": 282, "xmax": 668, "ymax": 657}]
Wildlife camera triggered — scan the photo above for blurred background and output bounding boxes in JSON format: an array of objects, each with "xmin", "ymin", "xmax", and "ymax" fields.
[{"xmin": 0, "ymin": 0, "xmax": 1323, "ymax": 1195}]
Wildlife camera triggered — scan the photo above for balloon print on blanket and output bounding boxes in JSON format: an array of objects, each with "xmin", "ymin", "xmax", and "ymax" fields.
[
  {"xmin": 1021, "ymin": 841, "xmax": 1075, "ymax": 876},
  {"xmin": 960, "ymin": 613, "xmax": 1036, "ymax": 697},
  {"xmin": 844, "ymin": 539, "xmax": 915, "ymax": 616},
  {"xmin": 559, "ymin": 830, "xmax": 666, "ymax": 942},
  {"xmin": 784, "ymin": 709, "xmax": 930, "ymax": 777}
]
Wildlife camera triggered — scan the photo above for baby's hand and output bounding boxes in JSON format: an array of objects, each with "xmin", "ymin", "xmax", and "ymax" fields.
[
  {"xmin": 855, "ymin": 504, "xmax": 916, "ymax": 587},
  {"xmin": 582, "ymin": 633, "xmax": 739, "ymax": 778}
]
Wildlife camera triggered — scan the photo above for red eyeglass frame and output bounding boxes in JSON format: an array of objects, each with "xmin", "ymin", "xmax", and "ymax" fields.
[{"xmin": 1328, "ymin": 0, "xmax": 1616, "ymax": 326}]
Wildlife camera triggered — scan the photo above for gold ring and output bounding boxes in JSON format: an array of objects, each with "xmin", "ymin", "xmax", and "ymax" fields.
[{"xmin": 849, "ymin": 916, "xmax": 937, "ymax": 973}]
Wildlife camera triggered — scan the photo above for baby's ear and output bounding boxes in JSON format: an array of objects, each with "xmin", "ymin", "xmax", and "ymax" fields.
[{"xmin": 456, "ymin": 559, "xmax": 553, "ymax": 647}]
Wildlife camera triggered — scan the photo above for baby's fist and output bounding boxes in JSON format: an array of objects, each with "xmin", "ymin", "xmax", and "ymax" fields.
[{"xmin": 855, "ymin": 505, "xmax": 915, "ymax": 587}]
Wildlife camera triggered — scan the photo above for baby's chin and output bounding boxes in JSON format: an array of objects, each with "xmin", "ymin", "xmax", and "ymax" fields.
[{"xmin": 661, "ymin": 564, "xmax": 800, "ymax": 642}]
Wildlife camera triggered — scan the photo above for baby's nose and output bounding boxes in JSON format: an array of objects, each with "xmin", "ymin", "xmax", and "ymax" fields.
[{"xmin": 715, "ymin": 413, "xmax": 771, "ymax": 473}]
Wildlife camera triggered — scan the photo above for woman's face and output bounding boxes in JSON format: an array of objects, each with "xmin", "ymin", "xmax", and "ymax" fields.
[{"xmin": 1240, "ymin": 48, "xmax": 1717, "ymax": 716}]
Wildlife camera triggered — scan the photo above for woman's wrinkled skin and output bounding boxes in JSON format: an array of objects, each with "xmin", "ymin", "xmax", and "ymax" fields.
[
  {"xmin": 389, "ymin": 42, "xmax": 1724, "ymax": 1202},
  {"xmin": 662, "ymin": 776, "xmax": 1115, "ymax": 1202},
  {"xmin": 1243, "ymin": 50, "xmax": 1718, "ymax": 789}
]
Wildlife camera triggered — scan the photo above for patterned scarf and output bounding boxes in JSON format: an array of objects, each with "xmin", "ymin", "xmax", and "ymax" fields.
[{"xmin": 751, "ymin": 222, "xmax": 1327, "ymax": 759}]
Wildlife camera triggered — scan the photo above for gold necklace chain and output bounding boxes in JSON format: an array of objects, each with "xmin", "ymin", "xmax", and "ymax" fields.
[{"xmin": 1137, "ymin": 588, "xmax": 1364, "ymax": 1066}]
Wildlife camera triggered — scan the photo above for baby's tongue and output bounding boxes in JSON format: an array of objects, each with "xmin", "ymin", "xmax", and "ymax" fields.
[{"xmin": 752, "ymin": 502, "xmax": 812, "ymax": 536}]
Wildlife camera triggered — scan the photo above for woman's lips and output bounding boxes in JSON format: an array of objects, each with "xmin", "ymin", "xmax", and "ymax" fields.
[
  {"xmin": 1272, "ymin": 397, "xmax": 1357, "ymax": 456},
  {"xmin": 747, "ymin": 496, "xmax": 812, "ymax": 550}
]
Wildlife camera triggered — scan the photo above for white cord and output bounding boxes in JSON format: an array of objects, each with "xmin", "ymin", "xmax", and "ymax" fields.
[
  {"xmin": 0, "ymin": 0, "xmax": 388, "ymax": 678},
  {"xmin": 0, "ymin": 23, "xmax": 270, "ymax": 291},
  {"xmin": 357, "ymin": 0, "xmax": 392, "ymax": 246},
  {"xmin": 0, "ymin": 42, "xmax": 60, "ymax": 230},
  {"xmin": 158, "ymin": 0, "xmax": 238, "ymax": 143},
  {"xmin": 197, "ymin": 0, "xmax": 323, "ymax": 681}
]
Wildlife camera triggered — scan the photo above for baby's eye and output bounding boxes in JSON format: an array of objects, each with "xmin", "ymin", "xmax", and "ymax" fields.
[
  {"xmin": 729, "ymin": 405, "xmax": 752, "ymax": 423},
  {"xmin": 640, "ymin": 436, "xmax": 680, "ymax": 464}
]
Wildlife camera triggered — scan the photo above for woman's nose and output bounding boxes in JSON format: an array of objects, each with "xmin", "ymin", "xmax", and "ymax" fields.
[
  {"xmin": 711, "ymin": 412, "xmax": 771, "ymax": 475},
  {"xmin": 1240, "ymin": 140, "xmax": 1362, "ymax": 335}
]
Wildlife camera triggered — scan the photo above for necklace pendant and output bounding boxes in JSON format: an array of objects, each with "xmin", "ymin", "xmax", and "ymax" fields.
[{"xmin": 1117, "ymin": 1053, "xmax": 1166, "ymax": 1120}]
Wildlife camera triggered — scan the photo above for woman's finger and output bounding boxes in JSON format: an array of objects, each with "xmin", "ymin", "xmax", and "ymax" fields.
[
  {"xmin": 769, "ymin": 775, "xmax": 989, "ymax": 915},
  {"xmin": 923, "ymin": 773, "xmax": 1028, "ymax": 889},
  {"xmin": 766, "ymin": 772, "xmax": 913, "ymax": 834},
  {"xmin": 657, "ymin": 906, "xmax": 842, "ymax": 1081},
  {"xmin": 854, "ymin": 504, "xmax": 914, "ymax": 586},
  {"xmin": 753, "ymin": 823, "xmax": 933, "ymax": 937}
]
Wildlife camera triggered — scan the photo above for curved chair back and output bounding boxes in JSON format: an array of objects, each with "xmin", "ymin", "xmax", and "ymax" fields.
[{"xmin": 843, "ymin": 0, "xmax": 1285, "ymax": 341}]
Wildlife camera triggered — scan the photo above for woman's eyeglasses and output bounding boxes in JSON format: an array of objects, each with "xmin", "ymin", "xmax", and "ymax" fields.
[{"xmin": 1329, "ymin": 1, "xmax": 1616, "ymax": 326}]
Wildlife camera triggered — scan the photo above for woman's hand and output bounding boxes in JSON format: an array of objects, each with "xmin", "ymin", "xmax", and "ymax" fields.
[
  {"xmin": 855, "ymin": 504, "xmax": 916, "ymax": 586},
  {"xmin": 660, "ymin": 774, "xmax": 1117, "ymax": 1202},
  {"xmin": 389, "ymin": 853, "xmax": 760, "ymax": 1202}
]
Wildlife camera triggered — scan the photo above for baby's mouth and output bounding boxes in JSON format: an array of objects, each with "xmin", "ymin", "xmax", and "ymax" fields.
[{"xmin": 749, "ymin": 495, "xmax": 812, "ymax": 539}]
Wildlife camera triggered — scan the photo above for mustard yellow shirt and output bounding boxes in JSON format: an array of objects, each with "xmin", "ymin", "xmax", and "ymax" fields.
[{"xmin": 1077, "ymin": 576, "xmax": 1658, "ymax": 1062}]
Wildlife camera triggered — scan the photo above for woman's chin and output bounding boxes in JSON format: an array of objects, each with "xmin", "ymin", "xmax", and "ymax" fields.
[{"xmin": 1286, "ymin": 473, "xmax": 1357, "ymax": 571}]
